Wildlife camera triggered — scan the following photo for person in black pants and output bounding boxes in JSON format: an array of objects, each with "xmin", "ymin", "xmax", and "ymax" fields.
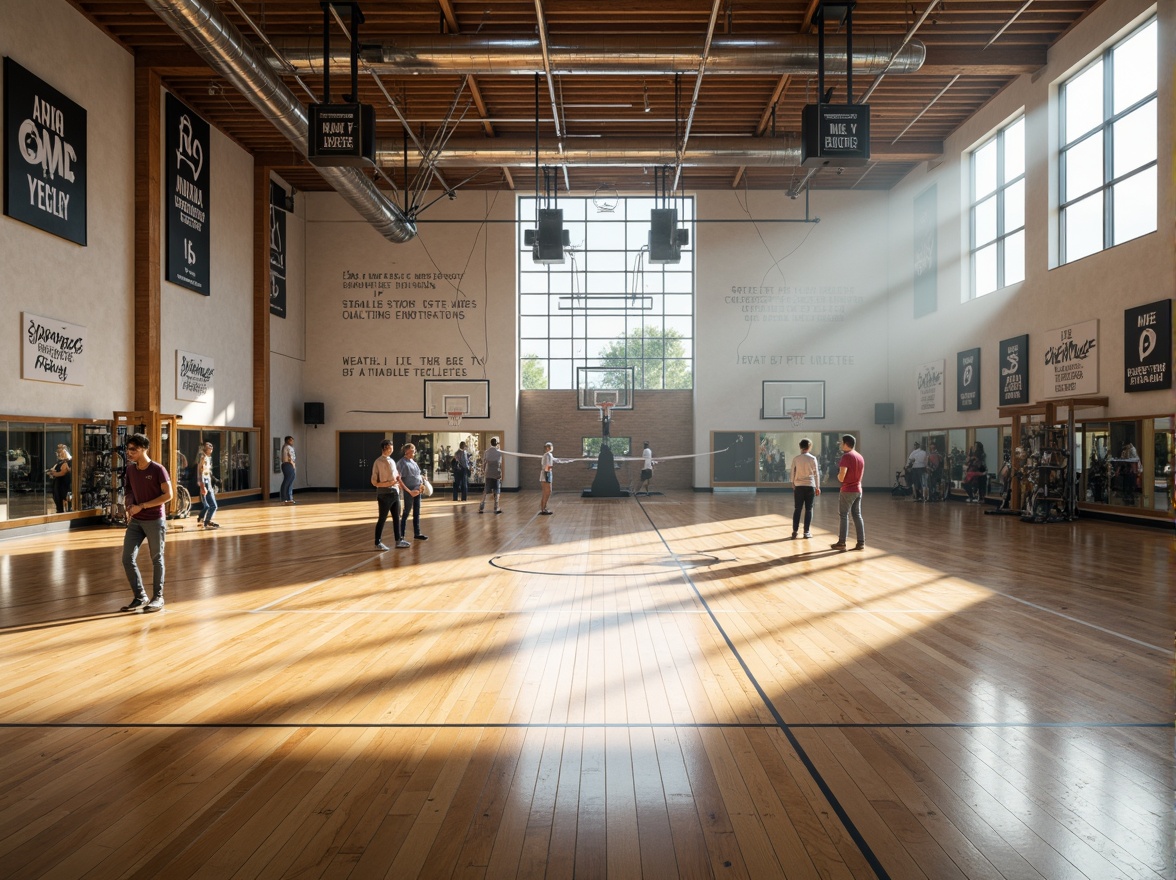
[
  {"xmin": 397, "ymin": 443, "xmax": 428, "ymax": 540},
  {"xmin": 47, "ymin": 444, "xmax": 72, "ymax": 513},
  {"xmin": 451, "ymin": 441, "xmax": 470, "ymax": 501},
  {"xmin": 371, "ymin": 439, "xmax": 407, "ymax": 549}
]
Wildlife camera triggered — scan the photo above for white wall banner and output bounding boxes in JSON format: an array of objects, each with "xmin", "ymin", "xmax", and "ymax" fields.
[
  {"xmin": 1043, "ymin": 319, "xmax": 1098, "ymax": 397},
  {"xmin": 21, "ymin": 312, "xmax": 87, "ymax": 385},
  {"xmin": 915, "ymin": 359, "xmax": 945, "ymax": 414},
  {"xmin": 176, "ymin": 350, "xmax": 214, "ymax": 401}
]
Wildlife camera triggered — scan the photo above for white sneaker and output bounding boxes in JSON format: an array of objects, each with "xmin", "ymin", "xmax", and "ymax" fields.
[
  {"xmin": 395, "ymin": 539, "xmax": 411, "ymax": 548},
  {"xmin": 376, "ymin": 542, "xmax": 390, "ymax": 551}
]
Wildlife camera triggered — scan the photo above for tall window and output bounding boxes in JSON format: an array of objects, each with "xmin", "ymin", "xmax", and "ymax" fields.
[
  {"xmin": 969, "ymin": 116, "xmax": 1025, "ymax": 298},
  {"xmin": 518, "ymin": 196, "xmax": 694, "ymax": 390},
  {"xmin": 1059, "ymin": 16, "xmax": 1157, "ymax": 264}
]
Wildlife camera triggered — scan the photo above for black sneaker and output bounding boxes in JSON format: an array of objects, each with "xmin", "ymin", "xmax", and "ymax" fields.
[
  {"xmin": 415, "ymin": 534, "xmax": 428, "ymax": 540},
  {"xmin": 144, "ymin": 596, "xmax": 165, "ymax": 612},
  {"xmin": 120, "ymin": 597, "xmax": 148, "ymax": 612}
]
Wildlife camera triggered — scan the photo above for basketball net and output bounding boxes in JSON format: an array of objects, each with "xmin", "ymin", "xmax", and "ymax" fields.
[
  {"xmin": 598, "ymin": 402, "xmax": 614, "ymax": 420},
  {"xmin": 787, "ymin": 410, "xmax": 807, "ymax": 429},
  {"xmin": 447, "ymin": 411, "xmax": 464, "ymax": 428}
]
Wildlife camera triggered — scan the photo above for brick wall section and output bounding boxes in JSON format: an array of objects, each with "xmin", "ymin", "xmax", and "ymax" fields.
[{"xmin": 519, "ymin": 390, "xmax": 695, "ymax": 492}]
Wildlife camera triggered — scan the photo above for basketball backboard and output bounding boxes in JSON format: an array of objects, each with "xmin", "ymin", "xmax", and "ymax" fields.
[
  {"xmin": 576, "ymin": 366, "xmax": 635, "ymax": 411},
  {"xmin": 424, "ymin": 379, "xmax": 490, "ymax": 419},
  {"xmin": 761, "ymin": 380, "xmax": 826, "ymax": 420}
]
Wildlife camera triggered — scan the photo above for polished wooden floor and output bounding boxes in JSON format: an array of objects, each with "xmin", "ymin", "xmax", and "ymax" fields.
[{"xmin": 0, "ymin": 490, "xmax": 1171, "ymax": 879}]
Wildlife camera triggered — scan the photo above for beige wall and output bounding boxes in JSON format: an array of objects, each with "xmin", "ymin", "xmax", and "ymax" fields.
[{"xmin": 0, "ymin": 0, "xmax": 135, "ymax": 417}]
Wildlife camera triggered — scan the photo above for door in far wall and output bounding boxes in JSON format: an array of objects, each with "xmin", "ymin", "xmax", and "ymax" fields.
[{"xmin": 339, "ymin": 432, "xmax": 388, "ymax": 492}]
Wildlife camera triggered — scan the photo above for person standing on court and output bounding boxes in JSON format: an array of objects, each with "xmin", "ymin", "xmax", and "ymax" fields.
[
  {"xmin": 397, "ymin": 443, "xmax": 428, "ymax": 540},
  {"xmin": 637, "ymin": 441, "xmax": 654, "ymax": 495},
  {"xmin": 194, "ymin": 441, "xmax": 220, "ymax": 528},
  {"xmin": 120, "ymin": 433, "xmax": 173, "ymax": 612},
  {"xmin": 831, "ymin": 434, "xmax": 865, "ymax": 551},
  {"xmin": 371, "ymin": 439, "xmax": 408, "ymax": 549},
  {"xmin": 789, "ymin": 438, "xmax": 821, "ymax": 539},
  {"xmin": 906, "ymin": 441, "xmax": 929, "ymax": 502},
  {"xmin": 280, "ymin": 436, "xmax": 297, "ymax": 503},
  {"xmin": 479, "ymin": 437, "xmax": 503, "ymax": 514},
  {"xmin": 451, "ymin": 441, "xmax": 470, "ymax": 502},
  {"xmin": 539, "ymin": 441, "xmax": 555, "ymax": 514}
]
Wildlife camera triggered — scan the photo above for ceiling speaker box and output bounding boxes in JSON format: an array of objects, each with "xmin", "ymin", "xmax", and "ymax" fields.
[
  {"xmin": 874, "ymin": 402, "xmax": 895, "ymax": 425},
  {"xmin": 304, "ymin": 402, "xmax": 325, "ymax": 425},
  {"xmin": 649, "ymin": 208, "xmax": 688, "ymax": 264},
  {"xmin": 529, "ymin": 209, "xmax": 568, "ymax": 263}
]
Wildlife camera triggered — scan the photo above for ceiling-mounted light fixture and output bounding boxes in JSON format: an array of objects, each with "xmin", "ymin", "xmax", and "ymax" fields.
[{"xmin": 642, "ymin": 81, "xmax": 651, "ymax": 113}]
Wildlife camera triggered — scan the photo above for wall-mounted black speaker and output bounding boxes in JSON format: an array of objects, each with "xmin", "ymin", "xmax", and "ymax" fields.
[
  {"xmin": 874, "ymin": 402, "xmax": 895, "ymax": 425},
  {"xmin": 304, "ymin": 402, "xmax": 325, "ymax": 425}
]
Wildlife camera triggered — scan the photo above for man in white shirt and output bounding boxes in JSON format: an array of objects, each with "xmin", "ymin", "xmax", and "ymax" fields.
[
  {"xmin": 539, "ymin": 442, "xmax": 554, "ymax": 514},
  {"xmin": 637, "ymin": 441, "xmax": 654, "ymax": 495},
  {"xmin": 789, "ymin": 438, "xmax": 821, "ymax": 539},
  {"xmin": 479, "ymin": 437, "xmax": 504, "ymax": 514},
  {"xmin": 371, "ymin": 439, "xmax": 408, "ymax": 549}
]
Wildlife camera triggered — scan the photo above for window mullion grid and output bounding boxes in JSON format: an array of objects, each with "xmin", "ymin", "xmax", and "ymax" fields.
[
  {"xmin": 995, "ymin": 128, "xmax": 1006, "ymax": 290},
  {"xmin": 1103, "ymin": 48, "xmax": 1115, "ymax": 251}
]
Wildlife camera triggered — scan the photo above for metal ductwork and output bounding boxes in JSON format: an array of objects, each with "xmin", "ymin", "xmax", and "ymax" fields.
[
  {"xmin": 142, "ymin": 0, "xmax": 417, "ymax": 243},
  {"xmin": 274, "ymin": 34, "xmax": 925, "ymax": 77},
  {"xmin": 376, "ymin": 136, "xmax": 802, "ymax": 168}
]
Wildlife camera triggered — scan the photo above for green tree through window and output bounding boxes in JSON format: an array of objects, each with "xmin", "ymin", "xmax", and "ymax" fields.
[
  {"xmin": 597, "ymin": 326, "xmax": 692, "ymax": 389},
  {"xmin": 521, "ymin": 354, "xmax": 548, "ymax": 389}
]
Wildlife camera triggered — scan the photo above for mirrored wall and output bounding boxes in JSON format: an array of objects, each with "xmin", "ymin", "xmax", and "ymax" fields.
[
  {"xmin": 909, "ymin": 416, "xmax": 1172, "ymax": 515},
  {"xmin": 0, "ymin": 419, "xmax": 106, "ymax": 523},
  {"xmin": 176, "ymin": 428, "xmax": 259, "ymax": 499}
]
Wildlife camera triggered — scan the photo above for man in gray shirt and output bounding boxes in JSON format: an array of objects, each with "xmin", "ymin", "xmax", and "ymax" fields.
[{"xmin": 479, "ymin": 437, "xmax": 504, "ymax": 514}]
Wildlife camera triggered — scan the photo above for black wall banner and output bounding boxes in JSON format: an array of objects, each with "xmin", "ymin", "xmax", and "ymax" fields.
[
  {"xmin": 165, "ymin": 92, "xmax": 210, "ymax": 294},
  {"xmin": 269, "ymin": 181, "xmax": 287, "ymax": 318},
  {"xmin": 3, "ymin": 57, "xmax": 87, "ymax": 245},
  {"xmin": 998, "ymin": 334, "xmax": 1029, "ymax": 405},
  {"xmin": 957, "ymin": 347, "xmax": 981, "ymax": 411},
  {"xmin": 1124, "ymin": 299, "xmax": 1172, "ymax": 392}
]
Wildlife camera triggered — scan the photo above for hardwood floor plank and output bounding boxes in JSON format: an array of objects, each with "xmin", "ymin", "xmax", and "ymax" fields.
[{"xmin": 0, "ymin": 492, "xmax": 1169, "ymax": 878}]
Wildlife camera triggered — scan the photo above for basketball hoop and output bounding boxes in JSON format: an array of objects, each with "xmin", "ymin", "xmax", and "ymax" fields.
[
  {"xmin": 447, "ymin": 411, "xmax": 464, "ymax": 428},
  {"xmin": 598, "ymin": 402, "xmax": 614, "ymax": 420},
  {"xmin": 787, "ymin": 410, "xmax": 807, "ymax": 429}
]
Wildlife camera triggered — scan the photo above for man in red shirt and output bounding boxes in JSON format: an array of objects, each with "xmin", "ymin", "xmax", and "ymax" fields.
[
  {"xmin": 831, "ymin": 434, "xmax": 865, "ymax": 551},
  {"xmin": 120, "ymin": 433, "xmax": 174, "ymax": 612}
]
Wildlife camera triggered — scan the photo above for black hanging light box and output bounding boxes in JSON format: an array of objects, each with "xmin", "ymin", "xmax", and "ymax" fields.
[
  {"xmin": 307, "ymin": 102, "xmax": 376, "ymax": 167},
  {"xmin": 524, "ymin": 208, "xmax": 569, "ymax": 263},
  {"xmin": 648, "ymin": 208, "xmax": 690, "ymax": 264},
  {"xmin": 801, "ymin": 103, "xmax": 871, "ymax": 167}
]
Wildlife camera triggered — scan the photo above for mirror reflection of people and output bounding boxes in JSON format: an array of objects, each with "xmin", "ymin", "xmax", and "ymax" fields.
[
  {"xmin": 48, "ymin": 444, "xmax": 72, "ymax": 513},
  {"xmin": 963, "ymin": 441, "xmax": 987, "ymax": 502},
  {"xmin": 1117, "ymin": 442, "xmax": 1140, "ymax": 504},
  {"xmin": 195, "ymin": 441, "xmax": 220, "ymax": 529}
]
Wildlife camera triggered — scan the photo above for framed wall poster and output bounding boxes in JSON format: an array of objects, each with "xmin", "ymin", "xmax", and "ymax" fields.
[
  {"xmin": 915, "ymin": 359, "xmax": 945, "ymax": 414},
  {"xmin": 269, "ymin": 181, "xmax": 287, "ymax": 318},
  {"xmin": 3, "ymin": 57, "xmax": 87, "ymax": 245},
  {"xmin": 176, "ymin": 350, "xmax": 214, "ymax": 401},
  {"xmin": 21, "ymin": 311, "xmax": 87, "ymax": 385},
  {"xmin": 957, "ymin": 347, "xmax": 981, "ymax": 411},
  {"xmin": 165, "ymin": 92, "xmax": 211, "ymax": 293},
  {"xmin": 1124, "ymin": 299, "xmax": 1171, "ymax": 392},
  {"xmin": 998, "ymin": 334, "xmax": 1029, "ymax": 405},
  {"xmin": 1043, "ymin": 319, "xmax": 1098, "ymax": 397}
]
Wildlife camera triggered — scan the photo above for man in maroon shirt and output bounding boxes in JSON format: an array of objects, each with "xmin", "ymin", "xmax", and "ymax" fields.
[
  {"xmin": 120, "ymin": 433, "xmax": 174, "ymax": 612},
  {"xmin": 831, "ymin": 434, "xmax": 866, "ymax": 551}
]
